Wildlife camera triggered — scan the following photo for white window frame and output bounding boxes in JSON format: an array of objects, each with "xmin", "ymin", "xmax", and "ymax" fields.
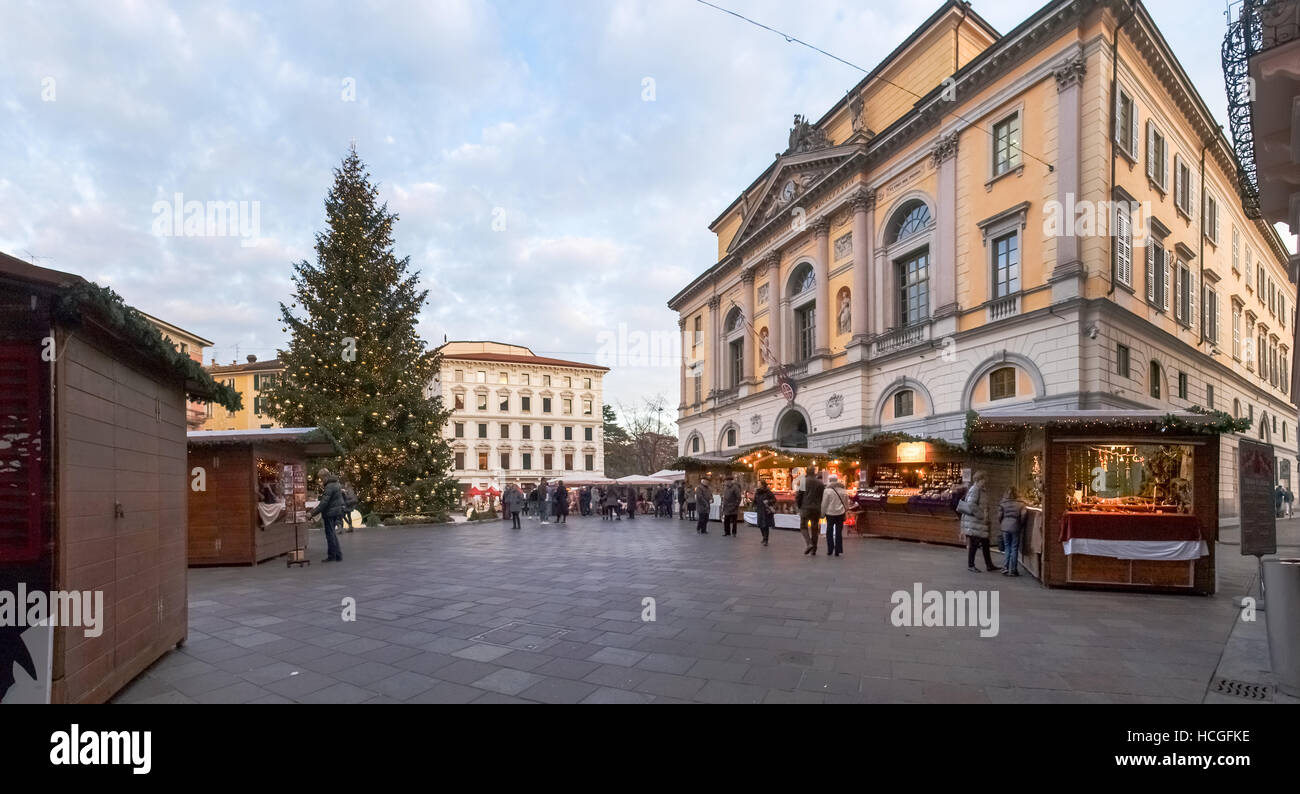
[
  {"xmin": 990, "ymin": 108, "xmax": 1023, "ymax": 179},
  {"xmin": 1146, "ymin": 120, "xmax": 1169, "ymax": 193},
  {"xmin": 1203, "ymin": 191, "xmax": 1219, "ymax": 245},
  {"xmin": 1173, "ymin": 154, "xmax": 1195, "ymax": 220},
  {"xmin": 1115, "ymin": 203, "xmax": 1133, "ymax": 288}
]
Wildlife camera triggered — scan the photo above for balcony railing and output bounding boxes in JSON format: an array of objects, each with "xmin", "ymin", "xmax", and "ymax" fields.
[
  {"xmin": 987, "ymin": 293, "xmax": 1021, "ymax": 322},
  {"xmin": 714, "ymin": 386, "xmax": 739, "ymax": 406},
  {"xmin": 1221, "ymin": 0, "xmax": 1291, "ymax": 219},
  {"xmin": 873, "ymin": 324, "xmax": 927, "ymax": 356},
  {"xmin": 783, "ymin": 361, "xmax": 810, "ymax": 377}
]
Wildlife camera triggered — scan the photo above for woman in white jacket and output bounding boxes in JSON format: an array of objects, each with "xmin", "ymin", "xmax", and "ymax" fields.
[{"xmin": 820, "ymin": 474, "xmax": 850, "ymax": 557}]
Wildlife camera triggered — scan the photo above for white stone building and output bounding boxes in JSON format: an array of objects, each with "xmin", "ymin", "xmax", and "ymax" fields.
[{"xmin": 433, "ymin": 341, "xmax": 608, "ymax": 492}]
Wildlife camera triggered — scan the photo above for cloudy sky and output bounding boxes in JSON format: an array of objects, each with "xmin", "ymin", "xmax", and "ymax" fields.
[{"xmin": 0, "ymin": 0, "xmax": 1254, "ymax": 428}]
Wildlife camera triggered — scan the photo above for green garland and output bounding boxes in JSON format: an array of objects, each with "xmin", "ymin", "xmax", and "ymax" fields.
[
  {"xmin": 53, "ymin": 281, "xmax": 242, "ymax": 412},
  {"xmin": 1161, "ymin": 405, "xmax": 1252, "ymax": 435},
  {"xmin": 666, "ymin": 455, "xmax": 747, "ymax": 472}
]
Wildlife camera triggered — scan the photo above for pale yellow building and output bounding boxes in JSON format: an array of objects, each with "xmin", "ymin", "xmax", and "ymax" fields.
[
  {"xmin": 141, "ymin": 312, "xmax": 213, "ymax": 430},
  {"xmin": 433, "ymin": 340, "xmax": 608, "ymax": 492},
  {"xmin": 669, "ymin": 0, "xmax": 1298, "ymax": 520},
  {"xmin": 198, "ymin": 355, "xmax": 284, "ymax": 431}
]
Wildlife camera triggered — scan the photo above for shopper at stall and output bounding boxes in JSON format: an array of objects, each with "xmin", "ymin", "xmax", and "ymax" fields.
[
  {"xmin": 800, "ymin": 470, "xmax": 825, "ymax": 555},
  {"xmin": 721, "ymin": 475, "xmax": 743, "ymax": 536},
  {"xmin": 998, "ymin": 486, "xmax": 1027, "ymax": 576},
  {"xmin": 309, "ymin": 467, "xmax": 345, "ymax": 563},
  {"xmin": 821, "ymin": 473, "xmax": 849, "ymax": 557},
  {"xmin": 958, "ymin": 471, "xmax": 996, "ymax": 572},
  {"xmin": 504, "ymin": 484, "xmax": 524, "ymax": 529},
  {"xmin": 695, "ymin": 478, "xmax": 712, "ymax": 534},
  {"xmin": 754, "ymin": 478, "xmax": 776, "ymax": 546},
  {"xmin": 603, "ymin": 485, "xmax": 620, "ymax": 520}
]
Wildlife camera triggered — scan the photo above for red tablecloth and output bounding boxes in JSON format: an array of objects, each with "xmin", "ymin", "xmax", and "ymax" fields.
[{"xmin": 1059, "ymin": 512, "xmax": 1203, "ymax": 543}]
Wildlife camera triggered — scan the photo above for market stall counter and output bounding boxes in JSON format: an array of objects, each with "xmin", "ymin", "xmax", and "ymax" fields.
[{"xmin": 842, "ymin": 439, "xmax": 970, "ymax": 546}]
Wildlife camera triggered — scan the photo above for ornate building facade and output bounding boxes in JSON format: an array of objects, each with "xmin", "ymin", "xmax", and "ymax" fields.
[{"xmin": 669, "ymin": 0, "xmax": 1299, "ymax": 520}]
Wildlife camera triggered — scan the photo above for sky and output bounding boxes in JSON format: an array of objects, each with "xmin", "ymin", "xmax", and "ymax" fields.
[{"xmin": 0, "ymin": 0, "xmax": 1256, "ymax": 431}]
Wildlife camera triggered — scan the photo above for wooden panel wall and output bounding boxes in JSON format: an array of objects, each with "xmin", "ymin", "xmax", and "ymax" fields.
[
  {"xmin": 187, "ymin": 446, "xmax": 254, "ymax": 565},
  {"xmin": 53, "ymin": 329, "xmax": 188, "ymax": 703}
]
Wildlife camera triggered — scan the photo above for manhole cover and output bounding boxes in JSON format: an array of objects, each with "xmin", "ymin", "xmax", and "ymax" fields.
[
  {"xmin": 469, "ymin": 621, "xmax": 573, "ymax": 652},
  {"xmin": 1211, "ymin": 677, "xmax": 1271, "ymax": 700}
]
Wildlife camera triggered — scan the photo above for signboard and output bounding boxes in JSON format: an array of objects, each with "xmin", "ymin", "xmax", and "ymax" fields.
[
  {"xmin": 897, "ymin": 442, "xmax": 929, "ymax": 463},
  {"xmin": 1238, "ymin": 438, "xmax": 1278, "ymax": 557}
]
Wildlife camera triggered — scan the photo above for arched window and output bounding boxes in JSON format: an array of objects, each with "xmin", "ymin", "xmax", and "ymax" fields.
[
  {"xmin": 1149, "ymin": 361, "xmax": 1161, "ymax": 399},
  {"xmin": 989, "ymin": 367, "xmax": 1016, "ymax": 401},
  {"xmin": 726, "ymin": 427, "xmax": 736, "ymax": 447},
  {"xmin": 724, "ymin": 307, "xmax": 744, "ymax": 334},
  {"xmin": 724, "ymin": 308, "xmax": 745, "ymax": 388},
  {"xmin": 886, "ymin": 200, "xmax": 932, "ymax": 245},
  {"xmin": 789, "ymin": 263, "xmax": 815, "ymax": 297},
  {"xmin": 894, "ymin": 390, "xmax": 914, "ymax": 418},
  {"xmin": 788, "ymin": 262, "xmax": 816, "ymax": 361}
]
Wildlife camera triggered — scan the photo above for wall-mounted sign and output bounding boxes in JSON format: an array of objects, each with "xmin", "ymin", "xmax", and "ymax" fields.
[
  {"xmin": 1238, "ymin": 438, "xmax": 1278, "ymax": 557},
  {"xmin": 897, "ymin": 442, "xmax": 929, "ymax": 463}
]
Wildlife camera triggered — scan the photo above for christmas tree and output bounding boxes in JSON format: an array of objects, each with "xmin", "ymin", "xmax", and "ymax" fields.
[{"xmin": 264, "ymin": 145, "xmax": 459, "ymax": 516}]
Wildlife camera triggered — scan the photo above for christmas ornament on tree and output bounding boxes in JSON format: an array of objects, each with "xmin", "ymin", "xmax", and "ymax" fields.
[{"xmin": 263, "ymin": 144, "xmax": 458, "ymax": 516}]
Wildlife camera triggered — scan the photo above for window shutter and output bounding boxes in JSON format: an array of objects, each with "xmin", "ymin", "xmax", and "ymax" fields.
[
  {"xmin": 1175, "ymin": 155, "xmax": 1184, "ymax": 208},
  {"xmin": 1163, "ymin": 250, "xmax": 1172, "ymax": 312},
  {"xmin": 1146, "ymin": 242, "xmax": 1156, "ymax": 302},
  {"xmin": 1130, "ymin": 105, "xmax": 1140, "ymax": 159},
  {"xmin": 1161, "ymin": 142, "xmax": 1169, "ymax": 191},
  {"xmin": 1116, "ymin": 208, "xmax": 1132, "ymax": 286},
  {"xmin": 1189, "ymin": 269, "xmax": 1197, "ymax": 332},
  {"xmin": 1214, "ymin": 199, "xmax": 1220, "ymax": 242},
  {"xmin": 1146, "ymin": 121, "xmax": 1155, "ymax": 180},
  {"xmin": 1215, "ymin": 291, "xmax": 1222, "ymax": 344},
  {"xmin": 1114, "ymin": 87, "xmax": 1122, "ymax": 146},
  {"xmin": 1174, "ymin": 266, "xmax": 1184, "ymax": 322},
  {"xmin": 1189, "ymin": 172, "xmax": 1197, "ymax": 220}
]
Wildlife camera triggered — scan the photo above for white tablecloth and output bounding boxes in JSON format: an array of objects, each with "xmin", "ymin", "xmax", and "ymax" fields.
[
  {"xmin": 1062, "ymin": 538, "xmax": 1208, "ymax": 561},
  {"xmin": 257, "ymin": 501, "xmax": 285, "ymax": 526},
  {"xmin": 744, "ymin": 511, "xmax": 815, "ymax": 530}
]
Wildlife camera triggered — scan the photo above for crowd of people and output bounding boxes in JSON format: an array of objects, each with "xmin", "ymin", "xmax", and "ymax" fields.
[{"xmin": 499, "ymin": 480, "xmax": 700, "ymax": 526}]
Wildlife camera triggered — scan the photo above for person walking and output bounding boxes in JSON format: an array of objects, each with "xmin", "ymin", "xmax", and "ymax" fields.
[
  {"xmin": 579, "ymin": 486, "xmax": 591, "ymax": 517},
  {"xmin": 340, "ymin": 480, "xmax": 359, "ymax": 532},
  {"xmin": 309, "ymin": 468, "xmax": 345, "ymax": 563},
  {"xmin": 695, "ymin": 477, "xmax": 713, "ymax": 534},
  {"xmin": 800, "ymin": 470, "xmax": 826, "ymax": 555},
  {"xmin": 821, "ymin": 473, "xmax": 849, "ymax": 557},
  {"xmin": 998, "ymin": 487, "xmax": 1027, "ymax": 576},
  {"xmin": 604, "ymin": 485, "xmax": 621, "ymax": 520},
  {"xmin": 1287, "ymin": 486, "xmax": 1294, "ymax": 519},
  {"xmin": 536, "ymin": 478, "xmax": 552, "ymax": 524},
  {"xmin": 504, "ymin": 484, "xmax": 524, "ymax": 529},
  {"xmin": 721, "ymin": 475, "xmax": 743, "ymax": 537},
  {"xmin": 959, "ymin": 471, "xmax": 996, "ymax": 572},
  {"xmin": 754, "ymin": 478, "xmax": 776, "ymax": 547},
  {"xmin": 554, "ymin": 481, "xmax": 570, "ymax": 524},
  {"xmin": 677, "ymin": 482, "xmax": 688, "ymax": 520}
]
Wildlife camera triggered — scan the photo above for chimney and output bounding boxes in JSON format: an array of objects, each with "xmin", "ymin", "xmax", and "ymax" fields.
[{"xmin": 247, "ymin": 354, "xmax": 257, "ymax": 363}]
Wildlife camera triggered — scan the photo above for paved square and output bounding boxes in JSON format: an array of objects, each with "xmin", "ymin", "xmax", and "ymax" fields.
[{"xmin": 114, "ymin": 514, "xmax": 1264, "ymax": 704}]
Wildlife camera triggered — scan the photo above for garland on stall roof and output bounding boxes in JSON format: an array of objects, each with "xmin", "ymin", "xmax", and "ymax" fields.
[
  {"xmin": 1160, "ymin": 406, "xmax": 1252, "ymax": 435},
  {"xmin": 53, "ymin": 281, "xmax": 242, "ymax": 412},
  {"xmin": 666, "ymin": 455, "xmax": 748, "ymax": 472}
]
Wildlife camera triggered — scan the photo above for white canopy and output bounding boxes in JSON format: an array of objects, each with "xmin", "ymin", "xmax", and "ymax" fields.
[
  {"xmin": 615, "ymin": 474, "xmax": 674, "ymax": 485},
  {"xmin": 648, "ymin": 469, "xmax": 686, "ymax": 480}
]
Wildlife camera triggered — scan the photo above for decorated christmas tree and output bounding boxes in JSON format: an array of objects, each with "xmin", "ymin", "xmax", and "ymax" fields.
[{"xmin": 264, "ymin": 145, "xmax": 459, "ymax": 516}]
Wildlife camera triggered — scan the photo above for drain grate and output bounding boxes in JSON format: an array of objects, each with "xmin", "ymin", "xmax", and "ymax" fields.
[
  {"xmin": 1211, "ymin": 677, "xmax": 1272, "ymax": 700},
  {"xmin": 469, "ymin": 621, "xmax": 573, "ymax": 652}
]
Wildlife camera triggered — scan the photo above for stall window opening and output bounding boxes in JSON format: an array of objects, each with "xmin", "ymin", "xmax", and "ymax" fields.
[
  {"xmin": 989, "ymin": 367, "xmax": 1016, "ymax": 401},
  {"xmin": 1066, "ymin": 443, "xmax": 1194, "ymax": 513}
]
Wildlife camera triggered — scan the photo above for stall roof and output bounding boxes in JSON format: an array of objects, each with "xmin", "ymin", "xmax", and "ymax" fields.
[
  {"xmin": 968, "ymin": 409, "xmax": 1226, "ymax": 446},
  {"xmin": 187, "ymin": 426, "xmax": 344, "ymax": 456}
]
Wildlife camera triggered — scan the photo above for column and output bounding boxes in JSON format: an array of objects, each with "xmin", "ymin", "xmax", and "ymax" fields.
[
  {"xmin": 707, "ymin": 295, "xmax": 721, "ymax": 402},
  {"xmin": 766, "ymin": 252, "xmax": 782, "ymax": 372},
  {"xmin": 1051, "ymin": 52, "xmax": 1086, "ymax": 298},
  {"xmin": 930, "ymin": 131, "xmax": 959, "ymax": 324},
  {"xmin": 850, "ymin": 188, "xmax": 876, "ymax": 351},
  {"xmin": 812, "ymin": 217, "xmax": 831, "ymax": 357},
  {"xmin": 677, "ymin": 317, "xmax": 687, "ymax": 409},
  {"xmin": 740, "ymin": 265, "xmax": 756, "ymax": 384}
]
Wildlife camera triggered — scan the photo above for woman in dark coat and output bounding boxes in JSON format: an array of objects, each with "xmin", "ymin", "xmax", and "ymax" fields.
[
  {"xmin": 754, "ymin": 479, "xmax": 777, "ymax": 546},
  {"xmin": 554, "ymin": 481, "xmax": 570, "ymax": 524}
]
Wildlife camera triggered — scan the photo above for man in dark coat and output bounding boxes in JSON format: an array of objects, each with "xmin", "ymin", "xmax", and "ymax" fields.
[
  {"xmin": 695, "ymin": 478, "xmax": 713, "ymax": 534},
  {"xmin": 800, "ymin": 470, "xmax": 825, "ymax": 555},
  {"xmin": 753, "ymin": 479, "xmax": 777, "ymax": 546},
  {"xmin": 721, "ymin": 475, "xmax": 743, "ymax": 536},
  {"xmin": 310, "ymin": 468, "xmax": 346, "ymax": 562}
]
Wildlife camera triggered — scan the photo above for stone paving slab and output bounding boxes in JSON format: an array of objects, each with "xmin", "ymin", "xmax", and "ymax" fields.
[{"xmin": 113, "ymin": 514, "xmax": 1270, "ymax": 704}]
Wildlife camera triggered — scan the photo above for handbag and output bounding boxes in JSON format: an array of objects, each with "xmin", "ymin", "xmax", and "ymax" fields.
[{"xmin": 955, "ymin": 498, "xmax": 972, "ymax": 516}]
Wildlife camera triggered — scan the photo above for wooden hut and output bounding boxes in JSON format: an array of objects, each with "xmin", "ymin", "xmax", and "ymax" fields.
[
  {"xmin": 186, "ymin": 428, "xmax": 343, "ymax": 566},
  {"xmin": 0, "ymin": 252, "xmax": 235, "ymax": 703}
]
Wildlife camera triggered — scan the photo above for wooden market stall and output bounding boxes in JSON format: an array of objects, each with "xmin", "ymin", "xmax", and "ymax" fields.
[
  {"xmin": 836, "ymin": 436, "xmax": 973, "ymax": 546},
  {"xmin": 967, "ymin": 410, "xmax": 1233, "ymax": 594},
  {"xmin": 0, "ymin": 252, "xmax": 237, "ymax": 703},
  {"xmin": 186, "ymin": 427, "xmax": 342, "ymax": 566}
]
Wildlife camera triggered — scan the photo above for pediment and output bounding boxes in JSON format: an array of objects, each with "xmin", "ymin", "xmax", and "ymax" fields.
[{"xmin": 727, "ymin": 144, "xmax": 859, "ymax": 254}]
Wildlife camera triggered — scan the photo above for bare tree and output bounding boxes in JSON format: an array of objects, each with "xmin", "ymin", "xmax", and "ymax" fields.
[{"xmin": 603, "ymin": 395, "xmax": 678, "ymax": 477}]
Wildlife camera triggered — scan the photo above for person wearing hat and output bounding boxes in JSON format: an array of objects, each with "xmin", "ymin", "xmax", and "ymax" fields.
[{"xmin": 309, "ymin": 467, "xmax": 346, "ymax": 562}]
